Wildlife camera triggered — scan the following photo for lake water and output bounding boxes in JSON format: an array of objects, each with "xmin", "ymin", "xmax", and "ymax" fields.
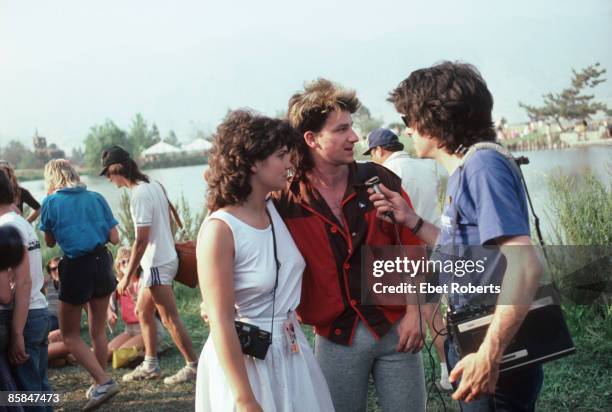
[
  {"xmin": 22, "ymin": 165, "xmax": 211, "ymax": 218},
  {"xmin": 21, "ymin": 146, "xmax": 611, "ymax": 238}
]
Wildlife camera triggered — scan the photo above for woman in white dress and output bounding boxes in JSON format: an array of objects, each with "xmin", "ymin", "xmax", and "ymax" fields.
[{"xmin": 195, "ymin": 110, "xmax": 334, "ymax": 412}]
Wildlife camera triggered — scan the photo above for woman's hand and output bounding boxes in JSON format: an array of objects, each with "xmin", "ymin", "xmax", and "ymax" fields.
[
  {"xmin": 116, "ymin": 276, "xmax": 130, "ymax": 295},
  {"xmin": 9, "ymin": 332, "xmax": 29, "ymax": 364},
  {"xmin": 236, "ymin": 398, "xmax": 263, "ymax": 412},
  {"xmin": 200, "ymin": 301, "xmax": 209, "ymax": 323},
  {"xmin": 107, "ymin": 308, "xmax": 118, "ymax": 327}
]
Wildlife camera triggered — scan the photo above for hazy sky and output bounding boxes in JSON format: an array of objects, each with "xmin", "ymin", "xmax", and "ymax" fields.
[{"xmin": 1, "ymin": 0, "xmax": 611, "ymax": 151}]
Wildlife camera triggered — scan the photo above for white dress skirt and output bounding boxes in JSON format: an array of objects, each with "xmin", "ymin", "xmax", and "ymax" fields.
[{"xmin": 195, "ymin": 201, "xmax": 334, "ymax": 412}]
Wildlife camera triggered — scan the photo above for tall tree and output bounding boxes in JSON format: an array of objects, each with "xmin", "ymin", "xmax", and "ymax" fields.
[
  {"xmin": 70, "ymin": 147, "xmax": 85, "ymax": 165},
  {"xmin": 83, "ymin": 120, "xmax": 130, "ymax": 170},
  {"xmin": 1, "ymin": 140, "xmax": 31, "ymax": 167},
  {"xmin": 149, "ymin": 123, "xmax": 161, "ymax": 146},
  {"xmin": 128, "ymin": 113, "xmax": 153, "ymax": 157},
  {"xmin": 519, "ymin": 63, "xmax": 609, "ymax": 131}
]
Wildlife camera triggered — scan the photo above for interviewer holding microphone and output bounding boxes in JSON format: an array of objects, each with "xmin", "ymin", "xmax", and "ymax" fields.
[{"xmin": 370, "ymin": 62, "xmax": 544, "ymax": 412}]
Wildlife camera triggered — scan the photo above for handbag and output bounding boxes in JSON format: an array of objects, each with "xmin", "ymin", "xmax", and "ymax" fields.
[
  {"xmin": 158, "ymin": 181, "xmax": 199, "ymax": 288},
  {"xmin": 175, "ymin": 240, "xmax": 198, "ymax": 288}
]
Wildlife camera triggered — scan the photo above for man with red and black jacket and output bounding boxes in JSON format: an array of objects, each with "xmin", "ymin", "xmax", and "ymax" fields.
[{"xmin": 273, "ymin": 78, "xmax": 426, "ymax": 412}]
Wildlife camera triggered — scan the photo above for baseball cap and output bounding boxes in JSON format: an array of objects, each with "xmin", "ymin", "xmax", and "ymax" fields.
[
  {"xmin": 362, "ymin": 128, "xmax": 401, "ymax": 156},
  {"xmin": 99, "ymin": 145, "xmax": 131, "ymax": 176}
]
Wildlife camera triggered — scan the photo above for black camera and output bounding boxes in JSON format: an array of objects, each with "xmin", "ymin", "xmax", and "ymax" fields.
[{"xmin": 234, "ymin": 321, "xmax": 272, "ymax": 360}]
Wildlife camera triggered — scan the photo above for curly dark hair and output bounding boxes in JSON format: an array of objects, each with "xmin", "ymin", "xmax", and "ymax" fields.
[
  {"xmin": 287, "ymin": 78, "xmax": 360, "ymax": 180},
  {"xmin": 205, "ymin": 109, "xmax": 298, "ymax": 211},
  {"xmin": 388, "ymin": 61, "xmax": 495, "ymax": 153}
]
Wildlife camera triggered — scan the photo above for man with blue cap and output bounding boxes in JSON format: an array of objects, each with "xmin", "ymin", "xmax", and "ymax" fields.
[{"xmin": 363, "ymin": 127, "xmax": 450, "ymax": 391}]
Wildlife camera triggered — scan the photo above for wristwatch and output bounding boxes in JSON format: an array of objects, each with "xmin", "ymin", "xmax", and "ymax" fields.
[{"xmin": 410, "ymin": 217, "xmax": 424, "ymax": 235}]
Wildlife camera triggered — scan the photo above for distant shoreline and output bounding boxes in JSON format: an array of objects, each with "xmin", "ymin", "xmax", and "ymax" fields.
[{"xmin": 15, "ymin": 159, "xmax": 209, "ymax": 182}]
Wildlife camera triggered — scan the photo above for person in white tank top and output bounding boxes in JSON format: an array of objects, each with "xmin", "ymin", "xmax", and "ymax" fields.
[{"xmin": 195, "ymin": 110, "xmax": 334, "ymax": 412}]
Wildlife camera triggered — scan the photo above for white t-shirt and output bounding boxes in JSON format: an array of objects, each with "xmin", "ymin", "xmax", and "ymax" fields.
[
  {"xmin": 0, "ymin": 212, "xmax": 47, "ymax": 311},
  {"xmin": 130, "ymin": 181, "xmax": 177, "ymax": 269},
  {"xmin": 383, "ymin": 151, "xmax": 442, "ymax": 226}
]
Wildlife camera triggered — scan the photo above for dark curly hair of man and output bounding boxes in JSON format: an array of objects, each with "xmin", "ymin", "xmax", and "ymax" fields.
[
  {"xmin": 205, "ymin": 109, "xmax": 298, "ymax": 211},
  {"xmin": 388, "ymin": 61, "xmax": 496, "ymax": 153}
]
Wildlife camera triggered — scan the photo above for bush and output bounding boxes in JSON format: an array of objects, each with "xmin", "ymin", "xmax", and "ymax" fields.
[
  {"xmin": 547, "ymin": 171, "xmax": 611, "ymax": 245},
  {"xmin": 545, "ymin": 168, "xmax": 612, "ymax": 361}
]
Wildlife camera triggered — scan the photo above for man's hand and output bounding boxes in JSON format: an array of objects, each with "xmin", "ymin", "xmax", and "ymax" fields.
[
  {"xmin": 368, "ymin": 183, "xmax": 420, "ymax": 228},
  {"xmin": 396, "ymin": 308, "xmax": 424, "ymax": 353},
  {"xmin": 449, "ymin": 348, "xmax": 500, "ymax": 403},
  {"xmin": 117, "ymin": 276, "xmax": 130, "ymax": 295},
  {"xmin": 9, "ymin": 333, "xmax": 29, "ymax": 364}
]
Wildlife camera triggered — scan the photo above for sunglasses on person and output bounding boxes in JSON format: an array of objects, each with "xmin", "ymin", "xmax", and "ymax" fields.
[{"xmin": 49, "ymin": 266, "xmax": 58, "ymax": 272}]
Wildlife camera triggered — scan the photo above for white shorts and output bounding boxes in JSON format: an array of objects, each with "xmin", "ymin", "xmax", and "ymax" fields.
[{"xmin": 141, "ymin": 258, "xmax": 178, "ymax": 288}]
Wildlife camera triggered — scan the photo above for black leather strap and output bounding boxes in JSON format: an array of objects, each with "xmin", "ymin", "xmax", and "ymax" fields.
[{"xmin": 266, "ymin": 206, "xmax": 280, "ymax": 342}]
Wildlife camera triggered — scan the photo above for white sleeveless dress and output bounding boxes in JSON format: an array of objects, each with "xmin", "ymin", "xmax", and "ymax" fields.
[{"xmin": 195, "ymin": 201, "xmax": 334, "ymax": 412}]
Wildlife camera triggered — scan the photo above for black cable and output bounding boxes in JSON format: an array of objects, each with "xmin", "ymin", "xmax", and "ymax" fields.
[
  {"xmin": 419, "ymin": 296, "xmax": 448, "ymax": 412},
  {"xmin": 430, "ymin": 298, "xmax": 448, "ymax": 338},
  {"xmin": 392, "ymin": 224, "xmax": 447, "ymax": 412}
]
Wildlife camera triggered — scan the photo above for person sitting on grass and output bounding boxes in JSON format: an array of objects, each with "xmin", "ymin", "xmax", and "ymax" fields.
[
  {"xmin": 106, "ymin": 247, "xmax": 165, "ymax": 363},
  {"xmin": 44, "ymin": 257, "xmax": 76, "ymax": 368}
]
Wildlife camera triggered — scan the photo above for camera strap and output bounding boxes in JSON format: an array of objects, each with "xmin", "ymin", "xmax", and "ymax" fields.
[
  {"xmin": 447, "ymin": 142, "xmax": 550, "ymax": 312},
  {"xmin": 460, "ymin": 142, "xmax": 548, "ymax": 260},
  {"xmin": 266, "ymin": 207, "xmax": 281, "ymax": 343}
]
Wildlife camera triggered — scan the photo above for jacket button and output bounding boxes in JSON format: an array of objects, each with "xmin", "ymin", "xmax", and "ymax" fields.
[
  {"xmin": 334, "ymin": 329, "xmax": 342, "ymax": 336},
  {"xmin": 343, "ymin": 263, "xmax": 350, "ymax": 270},
  {"xmin": 330, "ymin": 226, "xmax": 338, "ymax": 233}
]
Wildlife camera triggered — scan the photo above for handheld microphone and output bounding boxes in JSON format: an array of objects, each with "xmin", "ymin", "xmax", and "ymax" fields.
[{"xmin": 364, "ymin": 176, "xmax": 395, "ymax": 223}]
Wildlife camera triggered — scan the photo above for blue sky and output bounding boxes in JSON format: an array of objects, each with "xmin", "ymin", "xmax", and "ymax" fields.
[{"xmin": 1, "ymin": 0, "xmax": 611, "ymax": 151}]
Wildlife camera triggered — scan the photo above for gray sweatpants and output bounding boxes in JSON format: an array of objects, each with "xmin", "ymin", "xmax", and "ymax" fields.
[{"xmin": 315, "ymin": 321, "xmax": 426, "ymax": 412}]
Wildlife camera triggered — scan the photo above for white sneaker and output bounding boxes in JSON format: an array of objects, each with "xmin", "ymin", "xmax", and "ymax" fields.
[
  {"xmin": 437, "ymin": 375, "xmax": 453, "ymax": 392},
  {"xmin": 85, "ymin": 384, "xmax": 95, "ymax": 400},
  {"xmin": 122, "ymin": 362, "xmax": 161, "ymax": 382},
  {"xmin": 82, "ymin": 379, "xmax": 119, "ymax": 411},
  {"xmin": 163, "ymin": 365, "xmax": 197, "ymax": 385}
]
